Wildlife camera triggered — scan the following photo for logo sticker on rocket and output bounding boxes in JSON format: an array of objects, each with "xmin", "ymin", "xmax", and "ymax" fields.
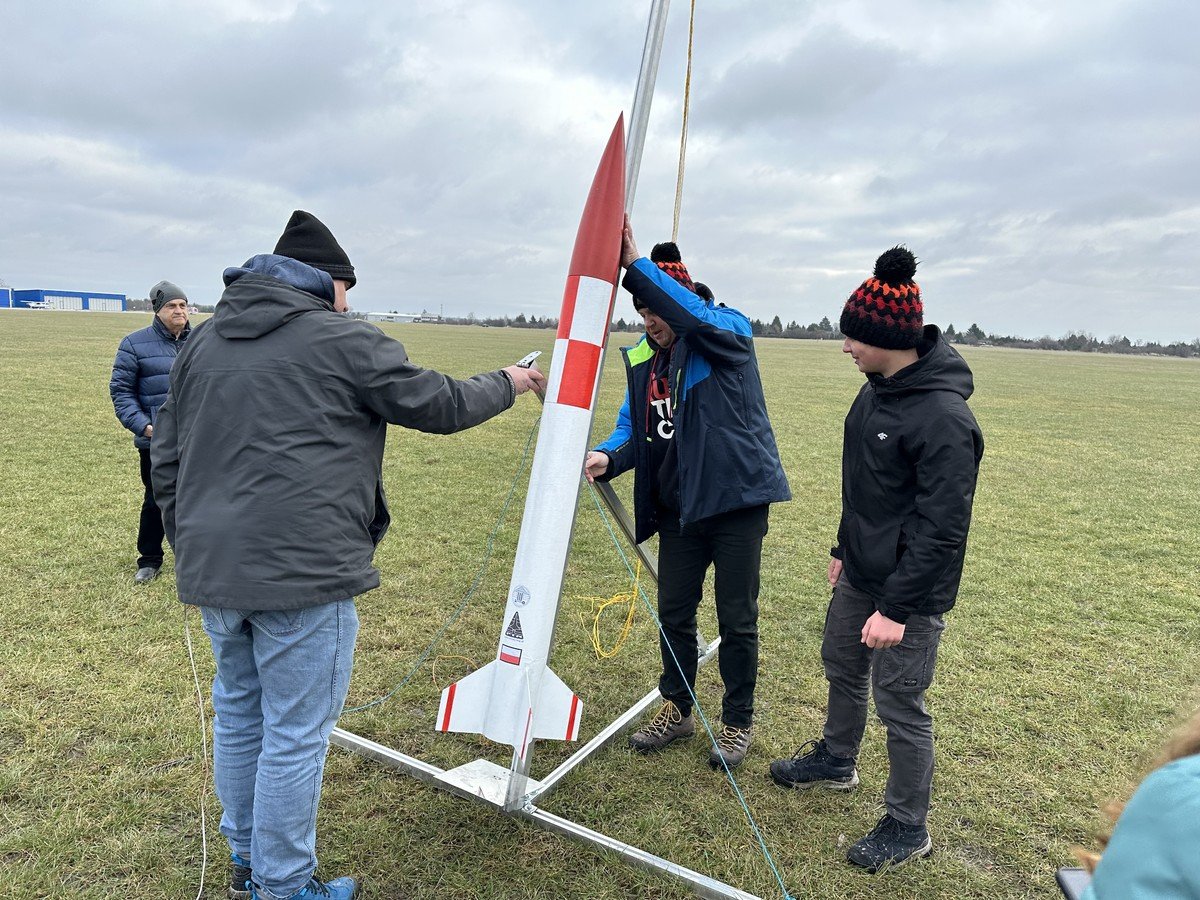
[
  {"xmin": 511, "ymin": 585, "xmax": 530, "ymax": 608},
  {"xmin": 505, "ymin": 613, "xmax": 524, "ymax": 641}
]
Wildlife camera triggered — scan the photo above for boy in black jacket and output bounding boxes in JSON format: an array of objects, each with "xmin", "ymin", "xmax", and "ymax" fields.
[{"xmin": 769, "ymin": 247, "xmax": 984, "ymax": 873}]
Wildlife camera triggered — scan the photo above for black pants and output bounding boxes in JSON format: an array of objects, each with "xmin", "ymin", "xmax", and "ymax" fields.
[
  {"xmin": 137, "ymin": 448, "xmax": 165, "ymax": 568},
  {"xmin": 656, "ymin": 504, "xmax": 768, "ymax": 729}
]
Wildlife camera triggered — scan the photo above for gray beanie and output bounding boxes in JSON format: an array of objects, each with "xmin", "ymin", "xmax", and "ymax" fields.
[{"xmin": 150, "ymin": 280, "xmax": 188, "ymax": 312}]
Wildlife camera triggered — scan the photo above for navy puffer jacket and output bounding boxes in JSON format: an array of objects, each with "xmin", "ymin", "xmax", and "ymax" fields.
[{"xmin": 110, "ymin": 316, "xmax": 190, "ymax": 449}]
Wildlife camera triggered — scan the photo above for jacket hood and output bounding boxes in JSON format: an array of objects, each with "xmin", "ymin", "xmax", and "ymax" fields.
[
  {"xmin": 213, "ymin": 254, "xmax": 335, "ymax": 340},
  {"xmin": 870, "ymin": 325, "xmax": 974, "ymax": 401}
]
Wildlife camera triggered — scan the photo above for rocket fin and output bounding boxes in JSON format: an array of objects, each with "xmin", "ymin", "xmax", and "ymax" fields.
[
  {"xmin": 531, "ymin": 667, "xmax": 582, "ymax": 742},
  {"xmin": 436, "ymin": 662, "xmax": 498, "ymax": 735}
]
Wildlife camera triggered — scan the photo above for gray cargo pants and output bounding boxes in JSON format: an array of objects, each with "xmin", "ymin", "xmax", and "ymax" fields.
[{"xmin": 821, "ymin": 574, "xmax": 946, "ymax": 827}]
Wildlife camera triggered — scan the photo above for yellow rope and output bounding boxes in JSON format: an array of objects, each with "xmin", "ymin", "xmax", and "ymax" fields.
[
  {"xmin": 671, "ymin": 0, "xmax": 697, "ymax": 243},
  {"xmin": 578, "ymin": 560, "xmax": 643, "ymax": 659}
]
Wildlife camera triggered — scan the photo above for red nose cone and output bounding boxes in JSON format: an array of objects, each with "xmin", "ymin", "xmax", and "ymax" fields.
[{"xmin": 568, "ymin": 115, "xmax": 626, "ymax": 283}]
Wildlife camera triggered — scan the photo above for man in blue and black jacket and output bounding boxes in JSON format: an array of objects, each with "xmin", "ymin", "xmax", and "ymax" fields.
[
  {"xmin": 109, "ymin": 281, "xmax": 191, "ymax": 584},
  {"xmin": 585, "ymin": 216, "xmax": 790, "ymax": 770}
]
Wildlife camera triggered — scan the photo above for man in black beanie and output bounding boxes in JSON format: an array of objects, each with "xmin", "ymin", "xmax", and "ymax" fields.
[
  {"xmin": 109, "ymin": 279, "xmax": 191, "ymax": 583},
  {"xmin": 585, "ymin": 217, "xmax": 790, "ymax": 772},
  {"xmin": 152, "ymin": 210, "xmax": 544, "ymax": 900},
  {"xmin": 769, "ymin": 247, "xmax": 984, "ymax": 874}
]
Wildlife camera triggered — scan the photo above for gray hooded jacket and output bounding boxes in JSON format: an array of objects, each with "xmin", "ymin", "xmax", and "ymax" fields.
[{"xmin": 151, "ymin": 256, "xmax": 514, "ymax": 609}]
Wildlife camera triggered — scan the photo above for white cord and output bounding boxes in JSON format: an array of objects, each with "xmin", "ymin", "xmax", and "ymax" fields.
[{"xmin": 183, "ymin": 605, "xmax": 210, "ymax": 900}]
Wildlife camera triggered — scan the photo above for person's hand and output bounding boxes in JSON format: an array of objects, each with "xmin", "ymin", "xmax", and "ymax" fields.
[
  {"xmin": 620, "ymin": 214, "xmax": 640, "ymax": 269},
  {"xmin": 584, "ymin": 450, "xmax": 610, "ymax": 483},
  {"xmin": 504, "ymin": 364, "xmax": 546, "ymax": 398},
  {"xmin": 143, "ymin": 424, "xmax": 154, "ymax": 438},
  {"xmin": 861, "ymin": 611, "xmax": 905, "ymax": 649},
  {"xmin": 827, "ymin": 557, "xmax": 843, "ymax": 587}
]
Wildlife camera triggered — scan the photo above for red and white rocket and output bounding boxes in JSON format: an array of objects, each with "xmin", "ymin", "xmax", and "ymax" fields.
[{"xmin": 436, "ymin": 117, "xmax": 626, "ymax": 760}]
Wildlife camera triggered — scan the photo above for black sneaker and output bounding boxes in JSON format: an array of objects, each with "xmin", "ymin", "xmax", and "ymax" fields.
[
  {"xmin": 769, "ymin": 739, "xmax": 859, "ymax": 791},
  {"xmin": 229, "ymin": 853, "xmax": 252, "ymax": 900},
  {"xmin": 846, "ymin": 814, "xmax": 932, "ymax": 873},
  {"xmin": 629, "ymin": 701, "xmax": 695, "ymax": 752},
  {"xmin": 134, "ymin": 565, "xmax": 161, "ymax": 584}
]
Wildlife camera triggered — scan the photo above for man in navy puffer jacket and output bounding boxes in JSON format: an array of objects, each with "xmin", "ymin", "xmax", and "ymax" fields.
[{"xmin": 109, "ymin": 281, "xmax": 191, "ymax": 584}]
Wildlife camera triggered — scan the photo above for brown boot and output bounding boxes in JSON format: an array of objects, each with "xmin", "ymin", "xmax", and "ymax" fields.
[
  {"xmin": 708, "ymin": 723, "xmax": 752, "ymax": 770},
  {"xmin": 628, "ymin": 700, "xmax": 695, "ymax": 753}
]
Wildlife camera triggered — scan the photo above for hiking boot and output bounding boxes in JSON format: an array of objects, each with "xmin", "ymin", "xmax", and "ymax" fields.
[
  {"xmin": 708, "ymin": 724, "xmax": 752, "ymax": 770},
  {"xmin": 134, "ymin": 565, "xmax": 160, "ymax": 584},
  {"xmin": 252, "ymin": 875, "xmax": 359, "ymax": 900},
  {"xmin": 629, "ymin": 701, "xmax": 694, "ymax": 753},
  {"xmin": 229, "ymin": 853, "xmax": 253, "ymax": 900},
  {"xmin": 769, "ymin": 739, "xmax": 859, "ymax": 791},
  {"xmin": 846, "ymin": 814, "xmax": 932, "ymax": 873}
]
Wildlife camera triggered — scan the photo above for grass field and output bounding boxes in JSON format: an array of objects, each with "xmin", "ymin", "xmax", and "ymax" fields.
[{"xmin": 1, "ymin": 309, "xmax": 1198, "ymax": 899}]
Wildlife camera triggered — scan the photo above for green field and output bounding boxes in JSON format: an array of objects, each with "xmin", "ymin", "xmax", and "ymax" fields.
[{"xmin": 2, "ymin": 309, "xmax": 1198, "ymax": 899}]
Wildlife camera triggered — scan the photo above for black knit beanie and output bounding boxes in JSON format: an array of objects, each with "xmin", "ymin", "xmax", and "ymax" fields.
[
  {"xmin": 839, "ymin": 246, "xmax": 923, "ymax": 350},
  {"xmin": 150, "ymin": 280, "xmax": 187, "ymax": 312},
  {"xmin": 273, "ymin": 210, "xmax": 357, "ymax": 288}
]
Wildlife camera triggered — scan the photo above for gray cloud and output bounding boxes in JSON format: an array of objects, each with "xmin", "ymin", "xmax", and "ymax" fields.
[{"xmin": 0, "ymin": 0, "xmax": 1196, "ymax": 341}]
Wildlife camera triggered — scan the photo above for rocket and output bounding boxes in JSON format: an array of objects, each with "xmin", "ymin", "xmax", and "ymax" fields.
[{"xmin": 436, "ymin": 116, "xmax": 626, "ymax": 760}]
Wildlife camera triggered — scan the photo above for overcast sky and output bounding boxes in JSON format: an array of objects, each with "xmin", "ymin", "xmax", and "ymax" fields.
[{"xmin": 1, "ymin": 0, "xmax": 1196, "ymax": 342}]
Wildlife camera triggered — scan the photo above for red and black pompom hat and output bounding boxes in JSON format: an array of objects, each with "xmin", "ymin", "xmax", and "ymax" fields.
[{"xmin": 839, "ymin": 246, "xmax": 923, "ymax": 350}]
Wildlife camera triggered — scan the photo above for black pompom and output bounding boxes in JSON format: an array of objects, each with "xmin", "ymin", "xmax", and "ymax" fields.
[
  {"xmin": 873, "ymin": 246, "xmax": 917, "ymax": 285},
  {"xmin": 650, "ymin": 241, "xmax": 682, "ymax": 263}
]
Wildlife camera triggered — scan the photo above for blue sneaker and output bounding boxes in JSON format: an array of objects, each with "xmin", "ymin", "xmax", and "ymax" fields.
[
  {"xmin": 229, "ymin": 853, "xmax": 253, "ymax": 899},
  {"xmin": 251, "ymin": 875, "xmax": 359, "ymax": 900}
]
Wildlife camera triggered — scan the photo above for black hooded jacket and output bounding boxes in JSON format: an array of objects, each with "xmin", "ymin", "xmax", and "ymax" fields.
[
  {"xmin": 833, "ymin": 326, "xmax": 984, "ymax": 623},
  {"xmin": 152, "ymin": 256, "xmax": 514, "ymax": 610}
]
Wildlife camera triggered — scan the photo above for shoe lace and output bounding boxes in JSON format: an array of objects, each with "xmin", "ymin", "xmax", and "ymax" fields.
[
  {"xmin": 301, "ymin": 878, "xmax": 332, "ymax": 898},
  {"xmin": 643, "ymin": 702, "xmax": 681, "ymax": 736},
  {"xmin": 715, "ymin": 725, "xmax": 749, "ymax": 752},
  {"xmin": 867, "ymin": 814, "xmax": 904, "ymax": 841},
  {"xmin": 789, "ymin": 739, "xmax": 822, "ymax": 761}
]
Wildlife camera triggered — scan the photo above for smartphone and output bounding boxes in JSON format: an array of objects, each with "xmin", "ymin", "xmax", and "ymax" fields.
[{"xmin": 1055, "ymin": 867, "xmax": 1091, "ymax": 900}]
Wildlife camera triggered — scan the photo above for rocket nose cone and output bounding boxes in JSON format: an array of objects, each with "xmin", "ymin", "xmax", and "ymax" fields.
[{"xmin": 569, "ymin": 116, "xmax": 627, "ymax": 281}]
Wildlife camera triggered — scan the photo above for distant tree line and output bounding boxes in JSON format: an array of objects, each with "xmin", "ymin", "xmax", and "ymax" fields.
[
  {"xmin": 363, "ymin": 309, "xmax": 1200, "ymax": 359},
  {"xmin": 126, "ymin": 296, "xmax": 216, "ymax": 313},
  {"xmin": 941, "ymin": 323, "xmax": 1200, "ymax": 358}
]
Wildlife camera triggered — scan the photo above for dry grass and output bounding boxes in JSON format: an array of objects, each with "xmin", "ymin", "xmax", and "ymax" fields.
[{"xmin": 1, "ymin": 310, "xmax": 1198, "ymax": 898}]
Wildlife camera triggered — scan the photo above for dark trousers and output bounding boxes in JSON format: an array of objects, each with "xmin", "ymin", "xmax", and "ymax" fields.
[
  {"xmin": 656, "ymin": 504, "xmax": 768, "ymax": 729},
  {"xmin": 821, "ymin": 574, "xmax": 946, "ymax": 826},
  {"xmin": 137, "ymin": 448, "xmax": 165, "ymax": 568}
]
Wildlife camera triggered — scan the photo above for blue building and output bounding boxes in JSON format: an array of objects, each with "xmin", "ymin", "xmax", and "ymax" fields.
[
  {"xmin": 0, "ymin": 287, "xmax": 11, "ymax": 308},
  {"xmin": 11, "ymin": 289, "xmax": 126, "ymax": 311}
]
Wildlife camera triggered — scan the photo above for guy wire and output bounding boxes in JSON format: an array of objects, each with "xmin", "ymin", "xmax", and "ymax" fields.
[{"xmin": 182, "ymin": 605, "xmax": 210, "ymax": 900}]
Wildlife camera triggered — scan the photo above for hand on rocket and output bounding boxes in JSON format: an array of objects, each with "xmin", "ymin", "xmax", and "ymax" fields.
[
  {"xmin": 504, "ymin": 364, "xmax": 547, "ymax": 398},
  {"xmin": 620, "ymin": 214, "xmax": 640, "ymax": 269}
]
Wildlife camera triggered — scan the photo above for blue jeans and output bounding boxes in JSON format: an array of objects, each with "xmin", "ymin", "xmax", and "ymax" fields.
[{"xmin": 200, "ymin": 600, "xmax": 359, "ymax": 900}]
